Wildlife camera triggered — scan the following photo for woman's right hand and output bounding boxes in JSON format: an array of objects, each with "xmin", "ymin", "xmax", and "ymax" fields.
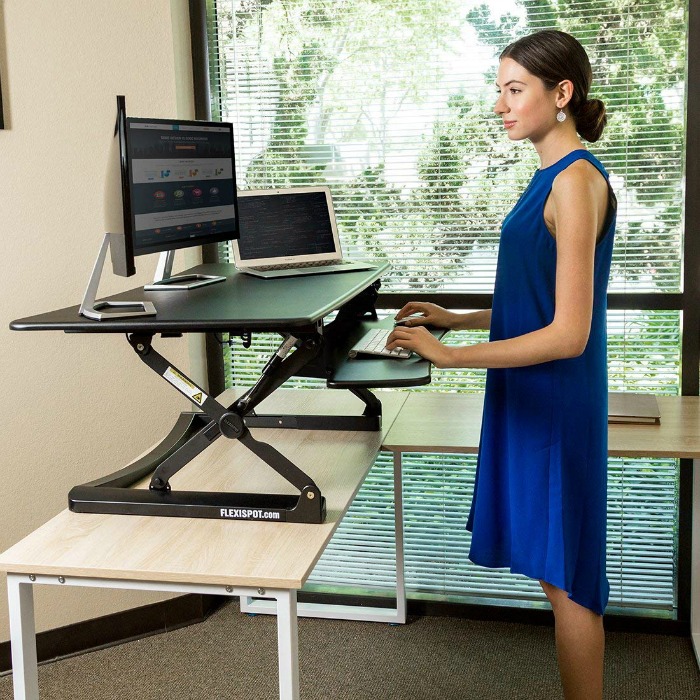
[{"xmin": 394, "ymin": 302, "xmax": 458, "ymax": 330}]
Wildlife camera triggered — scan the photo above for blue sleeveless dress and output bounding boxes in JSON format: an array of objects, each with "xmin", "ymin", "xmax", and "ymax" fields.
[{"xmin": 466, "ymin": 149, "xmax": 616, "ymax": 615}]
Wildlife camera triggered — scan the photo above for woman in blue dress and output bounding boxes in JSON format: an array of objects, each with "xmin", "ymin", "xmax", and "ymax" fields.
[{"xmin": 387, "ymin": 30, "xmax": 616, "ymax": 700}]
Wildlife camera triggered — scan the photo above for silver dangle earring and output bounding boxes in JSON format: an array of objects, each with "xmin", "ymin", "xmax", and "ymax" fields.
[{"xmin": 556, "ymin": 109, "xmax": 567, "ymax": 123}]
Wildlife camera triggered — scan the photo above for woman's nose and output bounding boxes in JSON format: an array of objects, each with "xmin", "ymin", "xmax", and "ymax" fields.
[{"xmin": 494, "ymin": 94, "xmax": 506, "ymax": 115}]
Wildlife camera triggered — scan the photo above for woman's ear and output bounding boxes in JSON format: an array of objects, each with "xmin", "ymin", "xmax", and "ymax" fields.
[{"xmin": 556, "ymin": 79, "xmax": 574, "ymax": 109}]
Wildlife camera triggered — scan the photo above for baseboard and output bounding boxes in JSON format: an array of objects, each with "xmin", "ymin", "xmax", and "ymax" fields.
[
  {"xmin": 297, "ymin": 590, "xmax": 690, "ymax": 636},
  {"xmin": 0, "ymin": 593, "xmax": 225, "ymax": 674}
]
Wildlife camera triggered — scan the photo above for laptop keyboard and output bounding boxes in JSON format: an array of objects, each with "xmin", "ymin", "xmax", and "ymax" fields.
[
  {"xmin": 348, "ymin": 328, "xmax": 412, "ymax": 360},
  {"xmin": 253, "ymin": 260, "xmax": 349, "ymax": 271}
]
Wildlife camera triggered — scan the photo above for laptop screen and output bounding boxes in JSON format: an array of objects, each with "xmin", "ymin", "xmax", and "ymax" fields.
[{"xmin": 235, "ymin": 189, "xmax": 339, "ymax": 263}]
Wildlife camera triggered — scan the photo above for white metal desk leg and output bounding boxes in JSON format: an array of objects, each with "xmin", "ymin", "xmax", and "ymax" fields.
[
  {"xmin": 692, "ymin": 458, "xmax": 700, "ymax": 668},
  {"xmin": 7, "ymin": 574, "xmax": 39, "ymax": 700},
  {"xmin": 393, "ymin": 451, "xmax": 407, "ymax": 623},
  {"xmin": 275, "ymin": 589, "xmax": 300, "ymax": 700}
]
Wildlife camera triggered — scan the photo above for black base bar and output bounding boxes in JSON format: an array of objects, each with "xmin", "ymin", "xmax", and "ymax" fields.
[
  {"xmin": 70, "ymin": 482, "xmax": 326, "ymax": 523},
  {"xmin": 244, "ymin": 414, "xmax": 380, "ymax": 431},
  {"xmin": 68, "ymin": 410, "xmax": 326, "ymax": 522},
  {"xmin": 243, "ymin": 387, "xmax": 382, "ymax": 431}
]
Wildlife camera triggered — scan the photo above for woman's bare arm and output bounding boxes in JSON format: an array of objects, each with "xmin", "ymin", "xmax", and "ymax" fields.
[
  {"xmin": 394, "ymin": 303, "xmax": 491, "ymax": 331},
  {"xmin": 387, "ymin": 161, "xmax": 605, "ymax": 368}
]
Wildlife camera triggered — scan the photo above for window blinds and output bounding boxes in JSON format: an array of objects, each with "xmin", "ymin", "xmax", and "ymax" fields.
[
  {"xmin": 210, "ymin": 0, "xmax": 686, "ymax": 293},
  {"xmin": 207, "ymin": 0, "xmax": 686, "ymax": 614}
]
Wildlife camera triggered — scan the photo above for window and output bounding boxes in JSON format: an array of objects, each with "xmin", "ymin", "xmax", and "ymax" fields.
[{"xmin": 202, "ymin": 0, "xmax": 691, "ymax": 617}]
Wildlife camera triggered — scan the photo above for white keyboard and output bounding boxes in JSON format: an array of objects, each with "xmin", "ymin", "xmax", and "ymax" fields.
[{"xmin": 348, "ymin": 328, "xmax": 412, "ymax": 359}]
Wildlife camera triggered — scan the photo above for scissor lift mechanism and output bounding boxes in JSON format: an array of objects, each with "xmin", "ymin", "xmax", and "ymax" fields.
[{"xmin": 69, "ymin": 283, "xmax": 383, "ymax": 524}]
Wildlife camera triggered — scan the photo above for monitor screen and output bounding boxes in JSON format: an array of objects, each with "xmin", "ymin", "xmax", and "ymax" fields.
[{"xmin": 125, "ymin": 117, "xmax": 238, "ymax": 256}]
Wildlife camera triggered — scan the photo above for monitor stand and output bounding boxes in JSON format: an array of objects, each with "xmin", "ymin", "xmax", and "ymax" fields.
[
  {"xmin": 79, "ymin": 233, "xmax": 156, "ymax": 320},
  {"xmin": 144, "ymin": 250, "xmax": 226, "ymax": 291}
]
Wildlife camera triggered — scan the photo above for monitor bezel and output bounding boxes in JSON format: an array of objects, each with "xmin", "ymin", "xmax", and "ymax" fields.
[
  {"xmin": 123, "ymin": 115, "xmax": 239, "ymax": 259},
  {"xmin": 112, "ymin": 95, "xmax": 136, "ymax": 277}
]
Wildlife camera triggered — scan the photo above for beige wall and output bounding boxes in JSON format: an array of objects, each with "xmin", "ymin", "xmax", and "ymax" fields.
[{"xmin": 0, "ymin": 0, "xmax": 201, "ymax": 641}]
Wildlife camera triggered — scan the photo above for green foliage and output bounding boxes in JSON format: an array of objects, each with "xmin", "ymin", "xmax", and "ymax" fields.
[
  {"xmin": 465, "ymin": 0, "xmax": 686, "ymax": 290},
  {"xmin": 215, "ymin": 0, "xmax": 686, "ymax": 295}
]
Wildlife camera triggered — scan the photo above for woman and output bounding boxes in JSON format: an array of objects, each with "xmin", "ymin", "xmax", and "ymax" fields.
[{"xmin": 386, "ymin": 30, "xmax": 616, "ymax": 700}]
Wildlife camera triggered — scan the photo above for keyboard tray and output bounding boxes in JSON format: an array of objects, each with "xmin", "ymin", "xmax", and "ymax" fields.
[{"xmin": 327, "ymin": 317, "xmax": 448, "ymax": 389}]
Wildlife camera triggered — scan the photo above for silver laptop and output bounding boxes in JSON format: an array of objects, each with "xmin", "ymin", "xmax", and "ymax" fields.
[{"xmin": 232, "ymin": 187, "xmax": 376, "ymax": 278}]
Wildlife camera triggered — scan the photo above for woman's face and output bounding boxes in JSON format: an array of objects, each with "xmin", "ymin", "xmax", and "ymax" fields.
[{"xmin": 494, "ymin": 57, "xmax": 559, "ymax": 142}]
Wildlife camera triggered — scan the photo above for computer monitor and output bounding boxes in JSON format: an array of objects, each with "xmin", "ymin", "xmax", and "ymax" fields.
[
  {"xmin": 79, "ymin": 97, "xmax": 239, "ymax": 319},
  {"xmin": 117, "ymin": 98, "xmax": 239, "ymax": 288}
]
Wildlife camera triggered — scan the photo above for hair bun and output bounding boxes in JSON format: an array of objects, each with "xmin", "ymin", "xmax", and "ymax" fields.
[{"xmin": 575, "ymin": 98, "xmax": 607, "ymax": 143}]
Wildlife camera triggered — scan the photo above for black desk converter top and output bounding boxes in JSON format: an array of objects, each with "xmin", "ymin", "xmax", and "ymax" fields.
[
  {"xmin": 10, "ymin": 261, "xmax": 445, "ymax": 388},
  {"xmin": 10, "ymin": 263, "xmax": 390, "ymax": 334}
]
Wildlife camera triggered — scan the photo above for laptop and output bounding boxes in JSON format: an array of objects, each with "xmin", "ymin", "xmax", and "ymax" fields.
[{"xmin": 232, "ymin": 187, "xmax": 377, "ymax": 278}]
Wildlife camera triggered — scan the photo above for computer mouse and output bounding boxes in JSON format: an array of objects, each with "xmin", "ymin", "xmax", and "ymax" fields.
[{"xmin": 393, "ymin": 313, "xmax": 424, "ymax": 326}]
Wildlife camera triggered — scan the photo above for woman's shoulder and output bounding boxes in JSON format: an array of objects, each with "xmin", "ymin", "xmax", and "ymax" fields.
[
  {"xmin": 552, "ymin": 153, "xmax": 608, "ymax": 195},
  {"xmin": 548, "ymin": 154, "xmax": 611, "ymax": 235}
]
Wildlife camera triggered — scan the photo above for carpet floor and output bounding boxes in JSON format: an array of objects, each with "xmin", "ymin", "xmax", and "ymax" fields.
[{"xmin": 1, "ymin": 601, "xmax": 698, "ymax": 699}]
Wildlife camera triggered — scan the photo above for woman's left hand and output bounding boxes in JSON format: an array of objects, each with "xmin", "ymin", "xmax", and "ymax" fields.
[{"xmin": 385, "ymin": 326, "xmax": 453, "ymax": 368}]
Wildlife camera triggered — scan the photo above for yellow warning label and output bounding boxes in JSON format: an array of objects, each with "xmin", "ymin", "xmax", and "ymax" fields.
[
  {"xmin": 170, "ymin": 367, "xmax": 195, "ymax": 390},
  {"xmin": 163, "ymin": 367, "xmax": 207, "ymax": 406}
]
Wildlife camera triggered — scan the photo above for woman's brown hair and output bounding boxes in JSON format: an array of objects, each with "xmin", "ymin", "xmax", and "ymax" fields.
[{"xmin": 500, "ymin": 30, "xmax": 607, "ymax": 143}]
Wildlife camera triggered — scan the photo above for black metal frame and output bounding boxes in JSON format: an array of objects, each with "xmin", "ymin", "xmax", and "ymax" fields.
[
  {"xmin": 70, "ymin": 331, "xmax": 326, "ymax": 523},
  {"xmin": 189, "ymin": 0, "xmax": 700, "ymax": 625},
  {"xmin": 68, "ymin": 277, "xmax": 392, "ymax": 523}
]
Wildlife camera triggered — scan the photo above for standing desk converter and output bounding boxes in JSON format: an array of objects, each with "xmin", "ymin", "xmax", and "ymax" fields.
[
  {"xmin": 9, "ymin": 262, "xmax": 441, "ymax": 523},
  {"xmin": 4, "ymin": 262, "xmax": 444, "ymax": 699}
]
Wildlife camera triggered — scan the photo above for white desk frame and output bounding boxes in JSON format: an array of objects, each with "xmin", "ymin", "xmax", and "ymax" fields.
[
  {"xmin": 380, "ymin": 393, "xmax": 700, "ymax": 670},
  {"xmin": 1, "ymin": 389, "xmax": 408, "ymax": 700},
  {"xmin": 7, "ymin": 574, "xmax": 299, "ymax": 700},
  {"xmin": 240, "ymin": 452, "xmax": 407, "ymax": 625}
]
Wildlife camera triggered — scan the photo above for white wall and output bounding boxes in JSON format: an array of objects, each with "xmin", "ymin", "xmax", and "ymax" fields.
[{"xmin": 0, "ymin": 0, "xmax": 200, "ymax": 641}]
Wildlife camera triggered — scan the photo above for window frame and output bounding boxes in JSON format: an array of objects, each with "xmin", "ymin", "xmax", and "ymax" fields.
[{"xmin": 188, "ymin": 0, "xmax": 700, "ymax": 636}]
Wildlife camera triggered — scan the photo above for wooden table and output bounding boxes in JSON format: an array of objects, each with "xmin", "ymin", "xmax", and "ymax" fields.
[
  {"xmin": 381, "ymin": 393, "xmax": 700, "ymax": 666},
  {"xmin": 0, "ymin": 389, "xmax": 407, "ymax": 700}
]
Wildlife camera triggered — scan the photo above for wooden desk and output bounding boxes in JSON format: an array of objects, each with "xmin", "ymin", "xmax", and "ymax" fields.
[
  {"xmin": 382, "ymin": 392, "xmax": 700, "ymax": 667},
  {"xmin": 0, "ymin": 389, "xmax": 407, "ymax": 700},
  {"xmin": 383, "ymin": 393, "xmax": 700, "ymax": 456}
]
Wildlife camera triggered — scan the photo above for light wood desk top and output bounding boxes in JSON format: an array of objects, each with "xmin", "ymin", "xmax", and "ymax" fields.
[
  {"xmin": 0, "ymin": 389, "xmax": 407, "ymax": 590},
  {"xmin": 382, "ymin": 393, "xmax": 484, "ymax": 454},
  {"xmin": 382, "ymin": 393, "xmax": 700, "ymax": 459}
]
